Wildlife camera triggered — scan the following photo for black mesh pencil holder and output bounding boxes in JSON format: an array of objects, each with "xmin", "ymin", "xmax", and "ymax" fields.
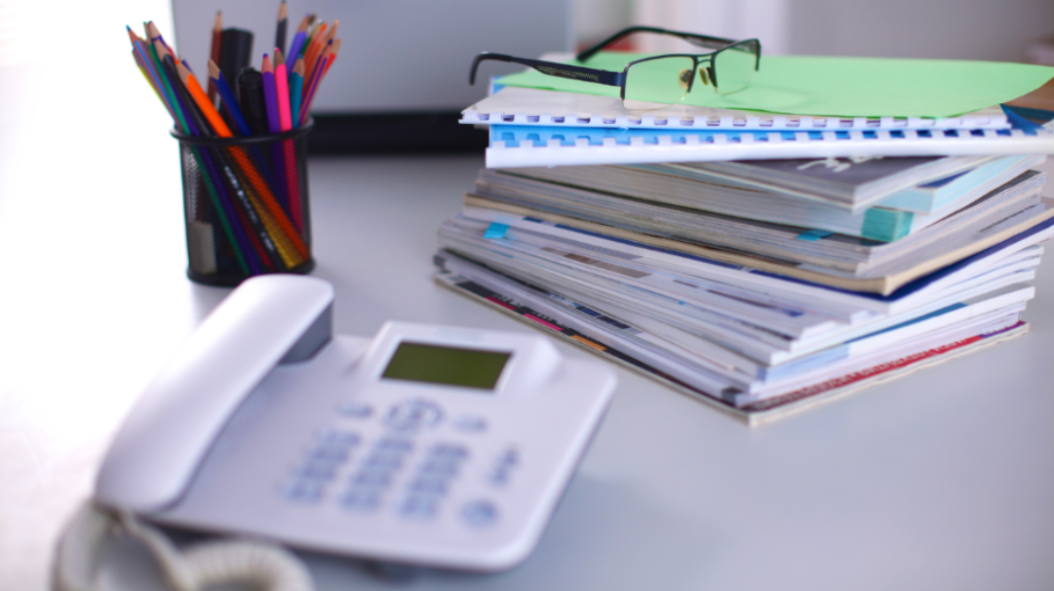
[{"xmin": 172, "ymin": 120, "xmax": 315, "ymax": 287}]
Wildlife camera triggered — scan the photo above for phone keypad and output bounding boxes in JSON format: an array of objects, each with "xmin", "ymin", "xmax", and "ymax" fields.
[
  {"xmin": 281, "ymin": 399, "xmax": 503, "ymax": 526},
  {"xmin": 284, "ymin": 429, "xmax": 361, "ymax": 503},
  {"xmin": 341, "ymin": 437, "xmax": 415, "ymax": 512}
]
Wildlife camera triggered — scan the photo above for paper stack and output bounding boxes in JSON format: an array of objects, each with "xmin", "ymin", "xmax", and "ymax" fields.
[{"xmin": 433, "ymin": 51, "xmax": 1054, "ymax": 424}]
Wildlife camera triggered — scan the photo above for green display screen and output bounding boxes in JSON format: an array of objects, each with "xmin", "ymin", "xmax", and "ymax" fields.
[{"xmin": 381, "ymin": 342, "xmax": 511, "ymax": 391}]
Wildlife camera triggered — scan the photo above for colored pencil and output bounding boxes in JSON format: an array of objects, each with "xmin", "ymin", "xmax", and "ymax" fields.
[
  {"xmin": 145, "ymin": 21, "xmax": 166, "ymax": 46},
  {"xmin": 207, "ymin": 11, "xmax": 222, "ymax": 104},
  {"xmin": 261, "ymin": 55, "xmax": 281, "ymax": 134},
  {"xmin": 274, "ymin": 50, "xmax": 292, "ymax": 132},
  {"xmin": 303, "ymin": 22, "xmax": 327, "ymax": 80},
  {"xmin": 128, "ymin": 28, "xmax": 174, "ymax": 120},
  {"xmin": 177, "ymin": 56, "xmax": 308, "ymax": 260},
  {"xmin": 323, "ymin": 38, "xmax": 341, "ymax": 77},
  {"xmin": 289, "ymin": 58, "xmax": 304, "ymax": 130},
  {"xmin": 216, "ymin": 62, "xmax": 290, "ymax": 230},
  {"xmin": 148, "ymin": 41, "xmax": 189, "ymax": 133},
  {"xmin": 286, "ymin": 29, "xmax": 307, "ymax": 72},
  {"xmin": 126, "ymin": 12, "xmax": 342, "ymax": 276},
  {"xmin": 159, "ymin": 50, "xmax": 258, "ymax": 273},
  {"xmin": 209, "ymin": 60, "xmax": 252, "ymax": 137},
  {"xmin": 287, "ymin": 13, "xmax": 310, "ymax": 60},
  {"xmin": 176, "ymin": 59, "xmax": 233, "ymax": 137},
  {"xmin": 299, "ymin": 41, "xmax": 332, "ymax": 125},
  {"xmin": 275, "ymin": 1, "xmax": 288, "ymax": 57},
  {"xmin": 274, "ymin": 48, "xmax": 303, "ymax": 231},
  {"xmin": 261, "ymin": 53, "xmax": 290, "ymax": 217},
  {"xmin": 295, "ymin": 13, "xmax": 311, "ymax": 35}
]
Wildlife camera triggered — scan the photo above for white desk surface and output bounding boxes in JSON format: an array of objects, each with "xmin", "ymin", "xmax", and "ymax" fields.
[{"xmin": 3, "ymin": 4, "xmax": 1054, "ymax": 590}]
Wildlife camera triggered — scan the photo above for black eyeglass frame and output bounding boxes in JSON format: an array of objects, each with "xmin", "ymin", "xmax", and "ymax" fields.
[{"xmin": 468, "ymin": 26, "xmax": 762, "ymax": 102}]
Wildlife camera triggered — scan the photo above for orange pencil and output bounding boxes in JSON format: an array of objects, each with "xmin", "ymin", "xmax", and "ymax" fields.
[
  {"xmin": 303, "ymin": 22, "xmax": 328, "ymax": 80},
  {"xmin": 310, "ymin": 20, "xmax": 338, "ymax": 81},
  {"xmin": 323, "ymin": 20, "xmax": 339, "ymax": 46},
  {"xmin": 309, "ymin": 21, "xmax": 337, "ymax": 74},
  {"xmin": 299, "ymin": 41, "xmax": 333, "ymax": 124},
  {"xmin": 323, "ymin": 38, "xmax": 341, "ymax": 77},
  {"xmin": 175, "ymin": 60, "xmax": 233, "ymax": 138}
]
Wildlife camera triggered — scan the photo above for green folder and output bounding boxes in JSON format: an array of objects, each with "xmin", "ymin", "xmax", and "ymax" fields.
[{"xmin": 497, "ymin": 52, "xmax": 1054, "ymax": 119}]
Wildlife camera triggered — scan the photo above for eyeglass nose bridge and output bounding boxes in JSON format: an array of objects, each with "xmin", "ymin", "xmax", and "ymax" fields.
[
  {"xmin": 677, "ymin": 67, "xmax": 693, "ymax": 91},
  {"xmin": 696, "ymin": 55, "xmax": 717, "ymax": 89},
  {"xmin": 698, "ymin": 67, "xmax": 712, "ymax": 86},
  {"xmin": 681, "ymin": 59, "xmax": 716, "ymax": 94}
]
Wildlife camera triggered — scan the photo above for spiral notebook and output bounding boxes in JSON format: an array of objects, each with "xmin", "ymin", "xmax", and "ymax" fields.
[
  {"xmin": 463, "ymin": 86, "xmax": 1013, "ymax": 131},
  {"xmin": 484, "ymin": 124, "xmax": 1054, "ymax": 168}
]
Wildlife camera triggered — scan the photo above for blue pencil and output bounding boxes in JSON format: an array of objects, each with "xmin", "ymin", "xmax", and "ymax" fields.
[
  {"xmin": 289, "ymin": 57, "xmax": 304, "ymax": 130},
  {"xmin": 208, "ymin": 60, "xmax": 253, "ymax": 136}
]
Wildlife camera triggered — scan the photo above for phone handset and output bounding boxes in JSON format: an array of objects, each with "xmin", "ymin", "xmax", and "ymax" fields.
[{"xmin": 95, "ymin": 275, "xmax": 335, "ymax": 513}]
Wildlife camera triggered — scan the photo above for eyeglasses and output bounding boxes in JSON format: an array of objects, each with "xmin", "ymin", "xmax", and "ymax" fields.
[{"xmin": 469, "ymin": 26, "xmax": 761, "ymax": 111}]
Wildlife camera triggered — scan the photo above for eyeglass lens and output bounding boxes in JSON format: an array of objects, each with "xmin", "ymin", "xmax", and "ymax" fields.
[
  {"xmin": 622, "ymin": 56, "xmax": 695, "ymax": 111},
  {"xmin": 622, "ymin": 40, "xmax": 758, "ymax": 110},
  {"xmin": 712, "ymin": 40, "xmax": 759, "ymax": 95}
]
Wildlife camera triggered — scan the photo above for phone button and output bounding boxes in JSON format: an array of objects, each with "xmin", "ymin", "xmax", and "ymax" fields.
[
  {"xmin": 461, "ymin": 500, "xmax": 498, "ymax": 526},
  {"xmin": 385, "ymin": 399, "xmax": 443, "ymax": 431},
  {"xmin": 283, "ymin": 480, "xmax": 324, "ymax": 503},
  {"xmin": 339, "ymin": 402, "xmax": 374, "ymax": 419},
  {"xmin": 398, "ymin": 494, "xmax": 439, "ymax": 519},
  {"xmin": 341, "ymin": 488, "xmax": 381, "ymax": 511},
  {"xmin": 453, "ymin": 415, "xmax": 488, "ymax": 433}
]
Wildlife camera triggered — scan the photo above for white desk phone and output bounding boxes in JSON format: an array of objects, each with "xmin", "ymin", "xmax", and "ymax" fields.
[{"xmin": 57, "ymin": 275, "xmax": 616, "ymax": 590}]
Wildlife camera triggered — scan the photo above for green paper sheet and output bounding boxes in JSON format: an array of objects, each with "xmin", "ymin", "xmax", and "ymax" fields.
[{"xmin": 496, "ymin": 52, "xmax": 1054, "ymax": 118}]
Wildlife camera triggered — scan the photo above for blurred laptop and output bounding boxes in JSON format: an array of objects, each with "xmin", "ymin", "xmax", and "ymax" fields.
[{"xmin": 172, "ymin": 0, "xmax": 572, "ymax": 152}]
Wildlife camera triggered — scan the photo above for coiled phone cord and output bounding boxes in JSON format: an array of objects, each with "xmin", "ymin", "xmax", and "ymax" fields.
[{"xmin": 52, "ymin": 501, "xmax": 315, "ymax": 591}]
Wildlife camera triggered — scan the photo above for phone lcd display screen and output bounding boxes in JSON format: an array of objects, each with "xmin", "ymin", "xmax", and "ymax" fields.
[{"xmin": 381, "ymin": 342, "xmax": 511, "ymax": 391}]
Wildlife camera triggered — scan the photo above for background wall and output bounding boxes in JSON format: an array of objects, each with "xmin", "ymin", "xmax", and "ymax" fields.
[
  {"xmin": 576, "ymin": 0, "xmax": 1054, "ymax": 62},
  {"xmin": 788, "ymin": 0, "xmax": 1054, "ymax": 61}
]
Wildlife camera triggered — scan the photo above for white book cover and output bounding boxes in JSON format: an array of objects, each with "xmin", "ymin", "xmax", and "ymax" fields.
[
  {"xmin": 463, "ymin": 85, "xmax": 1013, "ymax": 131},
  {"xmin": 483, "ymin": 124, "xmax": 1054, "ymax": 168}
]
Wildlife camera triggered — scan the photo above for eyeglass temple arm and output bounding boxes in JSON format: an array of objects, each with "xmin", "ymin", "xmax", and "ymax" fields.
[
  {"xmin": 576, "ymin": 26, "xmax": 739, "ymax": 62},
  {"xmin": 469, "ymin": 52, "xmax": 623, "ymax": 87}
]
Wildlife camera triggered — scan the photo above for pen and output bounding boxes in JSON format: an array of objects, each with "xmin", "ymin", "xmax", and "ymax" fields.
[
  {"xmin": 238, "ymin": 68, "xmax": 270, "ymax": 136},
  {"xmin": 219, "ymin": 28, "xmax": 254, "ymax": 93}
]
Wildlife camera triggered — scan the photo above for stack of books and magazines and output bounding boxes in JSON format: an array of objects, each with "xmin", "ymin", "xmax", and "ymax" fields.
[{"xmin": 433, "ymin": 36, "xmax": 1054, "ymax": 424}]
